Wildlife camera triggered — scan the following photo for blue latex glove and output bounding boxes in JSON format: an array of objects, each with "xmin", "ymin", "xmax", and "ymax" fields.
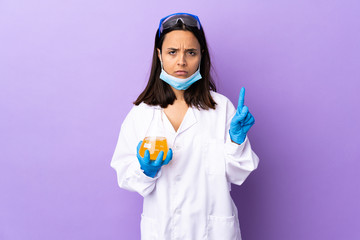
[
  {"xmin": 136, "ymin": 141, "xmax": 173, "ymax": 178},
  {"xmin": 229, "ymin": 87, "xmax": 255, "ymax": 144}
]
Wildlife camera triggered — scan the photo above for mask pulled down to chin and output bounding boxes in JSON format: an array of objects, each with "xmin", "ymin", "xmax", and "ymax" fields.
[{"xmin": 159, "ymin": 58, "xmax": 202, "ymax": 90}]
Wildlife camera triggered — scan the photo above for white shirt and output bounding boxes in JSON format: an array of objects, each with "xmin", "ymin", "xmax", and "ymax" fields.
[{"xmin": 111, "ymin": 91, "xmax": 259, "ymax": 240}]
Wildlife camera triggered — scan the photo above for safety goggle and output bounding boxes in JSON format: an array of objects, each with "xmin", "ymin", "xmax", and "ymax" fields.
[{"xmin": 158, "ymin": 13, "xmax": 202, "ymax": 38}]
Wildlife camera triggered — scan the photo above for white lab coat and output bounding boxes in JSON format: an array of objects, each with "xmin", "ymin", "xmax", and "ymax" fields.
[{"xmin": 111, "ymin": 91, "xmax": 259, "ymax": 240}]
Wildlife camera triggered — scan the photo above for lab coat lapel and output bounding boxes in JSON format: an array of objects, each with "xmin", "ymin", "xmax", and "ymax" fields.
[
  {"xmin": 161, "ymin": 107, "xmax": 197, "ymax": 134},
  {"xmin": 177, "ymin": 107, "xmax": 197, "ymax": 134}
]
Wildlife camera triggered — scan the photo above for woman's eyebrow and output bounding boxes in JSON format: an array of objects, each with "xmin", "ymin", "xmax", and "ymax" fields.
[{"xmin": 166, "ymin": 48, "xmax": 198, "ymax": 51}]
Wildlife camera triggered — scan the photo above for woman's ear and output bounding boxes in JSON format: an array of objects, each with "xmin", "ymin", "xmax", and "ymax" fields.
[{"xmin": 157, "ymin": 48, "xmax": 161, "ymax": 61}]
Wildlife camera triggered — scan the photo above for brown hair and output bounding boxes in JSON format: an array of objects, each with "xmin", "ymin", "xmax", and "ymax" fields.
[{"xmin": 134, "ymin": 20, "xmax": 217, "ymax": 110}]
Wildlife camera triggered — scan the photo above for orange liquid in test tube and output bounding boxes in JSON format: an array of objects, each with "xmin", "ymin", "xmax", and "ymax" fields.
[{"xmin": 139, "ymin": 137, "xmax": 168, "ymax": 161}]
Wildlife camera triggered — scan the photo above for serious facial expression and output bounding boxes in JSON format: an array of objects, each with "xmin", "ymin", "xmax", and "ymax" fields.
[{"xmin": 157, "ymin": 30, "xmax": 201, "ymax": 79}]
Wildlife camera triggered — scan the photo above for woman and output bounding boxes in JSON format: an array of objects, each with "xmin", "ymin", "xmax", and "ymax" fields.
[{"xmin": 111, "ymin": 13, "xmax": 259, "ymax": 240}]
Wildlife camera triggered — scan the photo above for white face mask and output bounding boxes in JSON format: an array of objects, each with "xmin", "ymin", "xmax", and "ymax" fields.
[{"xmin": 159, "ymin": 55, "xmax": 202, "ymax": 90}]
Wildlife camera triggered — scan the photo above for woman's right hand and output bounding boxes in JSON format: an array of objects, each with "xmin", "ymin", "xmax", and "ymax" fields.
[{"xmin": 136, "ymin": 141, "xmax": 173, "ymax": 178}]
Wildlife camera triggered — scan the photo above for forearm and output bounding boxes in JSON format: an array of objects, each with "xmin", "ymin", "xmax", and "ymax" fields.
[
  {"xmin": 111, "ymin": 155, "xmax": 159, "ymax": 197},
  {"xmin": 225, "ymin": 135, "xmax": 260, "ymax": 185}
]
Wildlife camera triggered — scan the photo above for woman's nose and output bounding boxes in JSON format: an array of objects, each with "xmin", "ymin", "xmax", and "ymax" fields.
[{"xmin": 177, "ymin": 54, "xmax": 186, "ymax": 66}]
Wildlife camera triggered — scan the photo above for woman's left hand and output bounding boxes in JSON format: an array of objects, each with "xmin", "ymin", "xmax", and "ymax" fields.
[
  {"xmin": 229, "ymin": 87, "xmax": 255, "ymax": 144},
  {"xmin": 137, "ymin": 141, "xmax": 173, "ymax": 178}
]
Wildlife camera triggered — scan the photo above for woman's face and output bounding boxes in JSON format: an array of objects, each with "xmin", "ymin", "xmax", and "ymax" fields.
[{"xmin": 157, "ymin": 30, "xmax": 201, "ymax": 79}]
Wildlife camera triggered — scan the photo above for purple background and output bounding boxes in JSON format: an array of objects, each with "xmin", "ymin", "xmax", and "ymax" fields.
[{"xmin": 1, "ymin": 0, "xmax": 359, "ymax": 239}]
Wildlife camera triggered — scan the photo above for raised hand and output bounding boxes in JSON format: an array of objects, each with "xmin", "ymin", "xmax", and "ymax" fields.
[
  {"xmin": 229, "ymin": 87, "xmax": 255, "ymax": 144},
  {"xmin": 136, "ymin": 141, "xmax": 173, "ymax": 178}
]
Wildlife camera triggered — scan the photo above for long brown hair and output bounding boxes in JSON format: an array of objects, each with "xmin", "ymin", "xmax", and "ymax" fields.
[{"xmin": 134, "ymin": 19, "xmax": 217, "ymax": 110}]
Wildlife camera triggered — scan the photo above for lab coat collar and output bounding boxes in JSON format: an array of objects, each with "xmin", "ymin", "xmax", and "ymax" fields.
[{"xmin": 162, "ymin": 107, "xmax": 197, "ymax": 135}]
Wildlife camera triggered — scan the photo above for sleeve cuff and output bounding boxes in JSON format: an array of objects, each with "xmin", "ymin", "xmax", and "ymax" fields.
[
  {"xmin": 135, "ymin": 166, "xmax": 161, "ymax": 182},
  {"xmin": 225, "ymin": 134, "xmax": 248, "ymax": 155},
  {"xmin": 130, "ymin": 162, "xmax": 161, "ymax": 182}
]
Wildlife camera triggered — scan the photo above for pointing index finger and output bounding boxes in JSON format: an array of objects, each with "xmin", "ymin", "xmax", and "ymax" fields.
[{"xmin": 237, "ymin": 87, "xmax": 245, "ymax": 112}]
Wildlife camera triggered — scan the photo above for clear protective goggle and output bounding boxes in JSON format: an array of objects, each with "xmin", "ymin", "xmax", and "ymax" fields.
[{"xmin": 158, "ymin": 13, "xmax": 202, "ymax": 38}]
